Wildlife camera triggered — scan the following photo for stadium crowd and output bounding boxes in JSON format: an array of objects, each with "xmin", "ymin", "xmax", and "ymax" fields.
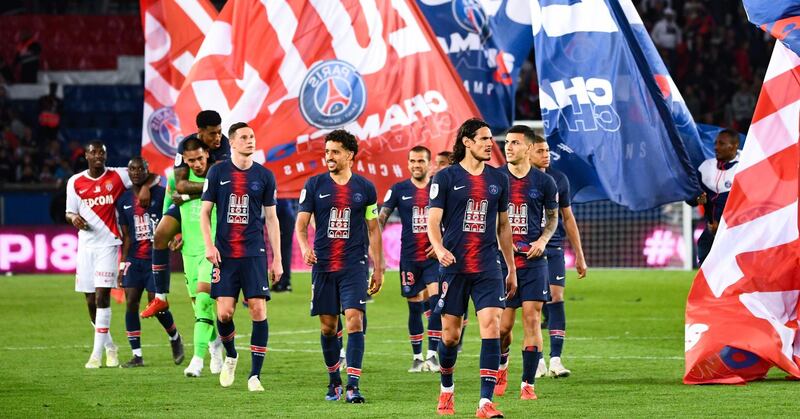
[{"xmin": 517, "ymin": 1, "xmax": 771, "ymax": 133}]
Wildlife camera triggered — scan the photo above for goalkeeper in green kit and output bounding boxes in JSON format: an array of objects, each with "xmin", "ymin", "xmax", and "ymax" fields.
[{"xmin": 162, "ymin": 137, "xmax": 225, "ymax": 377}]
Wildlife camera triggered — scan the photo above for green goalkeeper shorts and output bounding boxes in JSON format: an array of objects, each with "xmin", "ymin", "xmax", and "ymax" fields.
[{"xmin": 183, "ymin": 254, "xmax": 213, "ymax": 298}]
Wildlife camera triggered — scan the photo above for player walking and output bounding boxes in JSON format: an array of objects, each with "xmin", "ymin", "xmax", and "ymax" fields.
[
  {"xmin": 428, "ymin": 118, "xmax": 516, "ymax": 417},
  {"xmin": 295, "ymin": 129, "xmax": 384, "ymax": 403},
  {"xmin": 200, "ymin": 122, "xmax": 282, "ymax": 392},
  {"xmin": 116, "ymin": 157, "xmax": 184, "ymax": 368},
  {"xmin": 494, "ymin": 127, "xmax": 559, "ymax": 400},
  {"xmin": 379, "ymin": 146, "xmax": 442, "ymax": 372}
]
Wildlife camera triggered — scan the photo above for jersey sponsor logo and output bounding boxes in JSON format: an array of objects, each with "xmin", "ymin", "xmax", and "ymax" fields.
[
  {"xmin": 227, "ymin": 194, "xmax": 249, "ymax": 224},
  {"xmin": 82, "ymin": 194, "xmax": 115, "ymax": 208},
  {"xmin": 123, "ymin": 205, "xmax": 133, "ymax": 210},
  {"xmin": 328, "ymin": 207, "xmax": 351, "ymax": 239},
  {"xmin": 133, "ymin": 214, "xmax": 154, "ymax": 242},
  {"xmin": 319, "ymin": 193, "xmax": 331, "ymax": 199},
  {"xmin": 104, "ymin": 181, "xmax": 114, "ymax": 192},
  {"xmin": 401, "ymin": 195, "xmax": 413, "ymax": 200},
  {"xmin": 250, "ymin": 181, "xmax": 262, "ymax": 191},
  {"xmin": 463, "ymin": 198, "xmax": 488, "ymax": 233},
  {"xmin": 430, "ymin": 183, "xmax": 439, "ymax": 199},
  {"xmin": 147, "ymin": 106, "xmax": 184, "ymax": 157},
  {"xmin": 299, "ymin": 60, "xmax": 367, "ymax": 129},
  {"xmin": 453, "ymin": 185, "xmax": 466, "ymax": 190},
  {"xmin": 94, "ymin": 186, "xmax": 101, "ymax": 193},
  {"xmin": 220, "ymin": 180, "xmax": 231, "ymax": 185},
  {"xmin": 508, "ymin": 203, "xmax": 528, "ymax": 235},
  {"xmin": 412, "ymin": 205, "xmax": 429, "ymax": 233}
]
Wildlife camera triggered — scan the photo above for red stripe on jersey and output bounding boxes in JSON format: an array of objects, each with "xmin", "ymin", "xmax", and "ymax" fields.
[
  {"xmin": 464, "ymin": 174, "xmax": 486, "ymax": 273},
  {"xmin": 413, "ymin": 186, "xmax": 431, "ymax": 261},
  {"xmin": 133, "ymin": 195, "xmax": 152, "ymax": 259},
  {"xmin": 329, "ymin": 182, "xmax": 351, "ymax": 271},
  {"xmin": 230, "ymin": 170, "xmax": 249, "ymax": 258},
  {"xmin": 509, "ymin": 174, "xmax": 529, "ymax": 269}
]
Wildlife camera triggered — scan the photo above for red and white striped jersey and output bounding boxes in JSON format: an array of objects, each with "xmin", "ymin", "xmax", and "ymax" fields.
[{"xmin": 66, "ymin": 168, "xmax": 132, "ymax": 248}]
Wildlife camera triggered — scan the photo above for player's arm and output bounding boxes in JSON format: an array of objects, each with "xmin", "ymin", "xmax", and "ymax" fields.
[
  {"xmin": 174, "ymin": 166, "xmax": 205, "ymax": 195},
  {"xmin": 561, "ymin": 205, "xmax": 587, "ymax": 279},
  {"xmin": 118, "ymin": 224, "xmax": 131, "ymax": 287},
  {"xmin": 134, "ymin": 173, "xmax": 159, "ymax": 208},
  {"xmin": 294, "ymin": 211, "xmax": 316, "ymax": 265},
  {"xmin": 65, "ymin": 177, "xmax": 88, "ymax": 230},
  {"xmin": 200, "ymin": 200, "xmax": 220, "ymax": 265},
  {"xmin": 377, "ymin": 207, "xmax": 393, "ymax": 230},
  {"xmin": 530, "ymin": 178, "xmax": 559, "ymax": 258},
  {"xmin": 378, "ymin": 187, "xmax": 396, "ymax": 230},
  {"xmin": 264, "ymin": 204, "xmax": 283, "ymax": 284},
  {"xmin": 427, "ymin": 207, "xmax": 454, "ymax": 266},
  {"xmin": 366, "ymin": 203, "xmax": 384, "ymax": 295},
  {"xmin": 497, "ymin": 210, "xmax": 517, "ymax": 299}
]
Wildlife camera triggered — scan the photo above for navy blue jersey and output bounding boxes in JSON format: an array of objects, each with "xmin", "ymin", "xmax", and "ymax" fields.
[
  {"xmin": 430, "ymin": 164, "xmax": 509, "ymax": 274},
  {"xmin": 201, "ymin": 161, "xmax": 277, "ymax": 258},
  {"xmin": 501, "ymin": 166, "xmax": 558, "ymax": 269},
  {"xmin": 116, "ymin": 185, "xmax": 165, "ymax": 260},
  {"xmin": 298, "ymin": 173, "xmax": 377, "ymax": 273},
  {"xmin": 174, "ymin": 133, "xmax": 231, "ymax": 169},
  {"xmin": 546, "ymin": 168, "xmax": 571, "ymax": 248},
  {"xmin": 382, "ymin": 179, "xmax": 431, "ymax": 263}
]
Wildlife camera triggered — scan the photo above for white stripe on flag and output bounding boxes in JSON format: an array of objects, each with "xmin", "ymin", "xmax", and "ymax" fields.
[{"xmin": 176, "ymin": 0, "xmax": 215, "ymax": 34}]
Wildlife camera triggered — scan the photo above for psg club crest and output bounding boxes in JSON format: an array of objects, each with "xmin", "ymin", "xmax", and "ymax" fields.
[
  {"xmin": 451, "ymin": 0, "xmax": 491, "ymax": 41},
  {"xmin": 147, "ymin": 106, "xmax": 184, "ymax": 157},
  {"xmin": 353, "ymin": 192, "xmax": 364, "ymax": 203},
  {"xmin": 488, "ymin": 184, "xmax": 499, "ymax": 195},
  {"xmin": 299, "ymin": 60, "xmax": 367, "ymax": 129}
]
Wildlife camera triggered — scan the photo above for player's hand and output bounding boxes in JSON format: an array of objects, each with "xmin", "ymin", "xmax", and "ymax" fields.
[
  {"xmin": 709, "ymin": 220, "xmax": 719, "ymax": 234},
  {"xmin": 137, "ymin": 185, "xmax": 152, "ymax": 208},
  {"xmin": 425, "ymin": 245, "xmax": 437, "ymax": 260},
  {"xmin": 575, "ymin": 256, "xmax": 587, "ymax": 279},
  {"xmin": 434, "ymin": 246, "xmax": 456, "ymax": 267},
  {"xmin": 169, "ymin": 237, "xmax": 183, "ymax": 252},
  {"xmin": 70, "ymin": 214, "xmax": 89, "ymax": 230},
  {"xmin": 697, "ymin": 192, "xmax": 707, "ymax": 205},
  {"xmin": 368, "ymin": 269, "xmax": 384, "ymax": 296},
  {"xmin": 269, "ymin": 260, "xmax": 283, "ymax": 285},
  {"xmin": 504, "ymin": 269, "xmax": 517, "ymax": 300},
  {"xmin": 206, "ymin": 245, "xmax": 221, "ymax": 266},
  {"xmin": 526, "ymin": 239, "xmax": 546, "ymax": 259},
  {"xmin": 172, "ymin": 191, "xmax": 185, "ymax": 206},
  {"xmin": 302, "ymin": 248, "xmax": 317, "ymax": 265}
]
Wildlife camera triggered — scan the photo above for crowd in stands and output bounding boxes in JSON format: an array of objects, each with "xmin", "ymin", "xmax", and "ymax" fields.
[{"xmin": 517, "ymin": 1, "xmax": 771, "ymax": 133}]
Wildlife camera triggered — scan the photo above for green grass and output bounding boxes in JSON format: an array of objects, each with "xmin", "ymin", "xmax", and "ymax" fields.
[{"xmin": 0, "ymin": 270, "xmax": 795, "ymax": 417}]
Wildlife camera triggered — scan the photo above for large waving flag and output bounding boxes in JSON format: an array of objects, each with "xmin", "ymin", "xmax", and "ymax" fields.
[
  {"xmin": 532, "ymin": 0, "xmax": 703, "ymax": 210},
  {"xmin": 684, "ymin": 41, "xmax": 800, "ymax": 384},
  {"xmin": 174, "ymin": 0, "xmax": 490, "ymax": 198},
  {"xmin": 743, "ymin": 0, "xmax": 800, "ymax": 56},
  {"xmin": 415, "ymin": 0, "xmax": 534, "ymax": 132},
  {"xmin": 140, "ymin": 0, "xmax": 218, "ymax": 177}
]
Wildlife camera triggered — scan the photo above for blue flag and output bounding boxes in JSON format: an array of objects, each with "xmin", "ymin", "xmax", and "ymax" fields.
[
  {"xmin": 416, "ymin": 0, "xmax": 534, "ymax": 132},
  {"xmin": 743, "ymin": 0, "xmax": 800, "ymax": 56},
  {"xmin": 533, "ymin": 0, "xmax": 703, "ymax": 210}
]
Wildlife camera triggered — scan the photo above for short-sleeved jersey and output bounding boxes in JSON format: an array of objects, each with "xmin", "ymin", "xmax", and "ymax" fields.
[
  {"xmin": 174, "ymin": 133, "xmax": 230, "ymax": 169},
  {"xmin": 201, "ymin": 160, "xmax": 277, "ymax": 258},
  {"xmin": 66, "ymin": 168, "xmax": 132, "ymax": 248},
  {"xmin": 501, "ymin": 166, "xmax": 558, "ymax": 269},
  {"xmin": 382, "ymin": 179, "xmax": 431, "ymax": 263},
  {"xmin": 429, "ymin": 164, "xmax": 509, "ymax": 274},
  {"xmin": 298, "ymin": 173, "xmax": 378, "ymax": 273},
  {"xmin": 117, "ymin": 185, "xmax": 165, "ymax": 260},
  {"xmin": 545, "ymin": 168, "xmax": 571, "ymax": 248},
  {"xmin": 181, "ymin": 170, "xmax": 217, "ymax": 256}
]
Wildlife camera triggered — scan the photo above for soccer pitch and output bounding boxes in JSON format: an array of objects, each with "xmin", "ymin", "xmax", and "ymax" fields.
[{"xmin": 1, "ymin": 270, "xmax": 795, "ymax": 417}]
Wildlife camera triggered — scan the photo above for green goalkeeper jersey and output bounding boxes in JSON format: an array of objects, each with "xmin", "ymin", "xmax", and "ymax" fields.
[{"xmin": 164, "ymin": 170, "xmax": 216, "ymax": 256}]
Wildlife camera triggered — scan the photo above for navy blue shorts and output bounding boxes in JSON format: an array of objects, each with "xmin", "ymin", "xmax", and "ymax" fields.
[
  {"xmin": 211, "ymin": 256, "xmax": 270, "ymax": 300},
  {"xmin": 399, "ymin": 259, "xmax": 438, "ymax": 298},
  {"xmin": 164, "ymin": 203, "xmax": 181, "ymax": 222},
  {"xmin": 435, "ymin": 269, "xmax": 505, "ymax": 317},
  {"xmin": 506, "ymin": 265, "xmax": 549, "ymax": 308},
  {"xmin": 122, "ymin": 257, "xmax": 155, "ymax": 292},
  {"xmin": 311, "ymin": 267, "xmax": 368, "ymax": 316},
  {"xmin": 546, "ymin": 247, "xmax": 566, "ymax": 287}
]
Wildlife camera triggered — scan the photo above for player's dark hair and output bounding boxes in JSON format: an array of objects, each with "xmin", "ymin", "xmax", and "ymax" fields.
[
  {"xmin": 506, "ymin": 125, "xmax": 537, "ymax": 143},
  {"xmin": 409, "ymin": 145, "xmax": 431, "ymax": 160},
  {"xmin": 718, "ymin": 128, "xmax": 740, "ymax": 143},
  {"xmin": 452, "ymin": 118, "xmax": 489, "ymax": 163},
  {"xmin": 532, "ymin": 134, "xmax": 547, "ymax": 144},
  {"xmin": 437, "ymin": 150, "xmax": 453, "ymax": 159},
  {"xmin": 325, "ymin": 129, "xmax": 359, "ymax": 157},
  {"xmin": 86, "ymin": 139, "xmax": 106, "ymax": 151},
  {"xmin": 196, "ymin": 110, "xmax": 222, "ymax": 129},
  {"xmin": 182, "ymin": 136, "xmax": 207, "ymax": 152},
  {"xmin": 228, "ymin": 122, "xmax": 250, "ymax": 139},
  {"xmin": 128, "ymin": 156, "xmax": 148, "ymax": 169}
]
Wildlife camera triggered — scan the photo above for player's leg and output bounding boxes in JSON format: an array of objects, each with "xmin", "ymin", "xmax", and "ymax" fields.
[
  {"xmin": 471, "ymin": 271, "xmax": 507, "ymax": 418},
  {"xmin": 312, "ymin": 270, "xmax": 344, "ymax": 400},
  {"xmin": 496, "ymin": 307, "xmax": 516, "ymax": 396},
  {"xmin": 520, "ymin": 300, "xmax": 544, "ymax": 400},
  {"xmin": 435, "ymin": 273, "xmax": 468, "ymax": 415},
  {"xmin": 337, "ymin": 315, "xmax": 345, "ymax": 367},
  {"xmin": 241, "ymin": 256, "xmax": 270, "ymax": 392},
  {"xmin": 546, "ymin": 248, "xmax": 569, "ymax": 377},
  {"xmin": 75, "ymin": 246, "xmax": 99, "ymax": 364},
  {"xmin": 339, "ymin": 268, "xmax": 369, "ymax": 403},
  {"xmin": 186, "ymin": 257, "xmax": 219, "ymax": 376},
  {"xmin": 401, "ymin": 262, "xmax": 426, "ymax": 371},
  {"xmin": 142, "ymin": 212, "xmax": 180, "ymax": 316},
  {"xmin": 213, "ymin": 259, "xmax": 241, "ymax": 388},
  {"xmin": 84, "ymin": 293, "xmax": 97, "ymax": 324},
  {"xmin": 88, "ymin": 246, "xmax": 120, "ymax": 368},
  {"xmin": 122, "ymin": 281, "xmax": 145, "ymax": 367},
  {"xmin": 421, "ymin": 261, "xmax": 442, "ymax": 371}
]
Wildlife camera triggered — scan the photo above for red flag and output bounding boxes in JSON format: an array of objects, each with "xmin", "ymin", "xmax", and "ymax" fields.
[
  {"xmin": 140, "ymin": 0, "xmax": 218, "ymax": 176},
  {"xmin": 684, "ymin": 42, "xmax": 800, "ymax": 384},
  {"xmin": 173, "ymin": 0, "xmax": 495, "ymax": 198}
]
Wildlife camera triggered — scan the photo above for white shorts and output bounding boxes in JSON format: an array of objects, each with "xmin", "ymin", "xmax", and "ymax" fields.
[{"xmin": 75, "ymin": 245, "xmax": 120, "ymax": 293}]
